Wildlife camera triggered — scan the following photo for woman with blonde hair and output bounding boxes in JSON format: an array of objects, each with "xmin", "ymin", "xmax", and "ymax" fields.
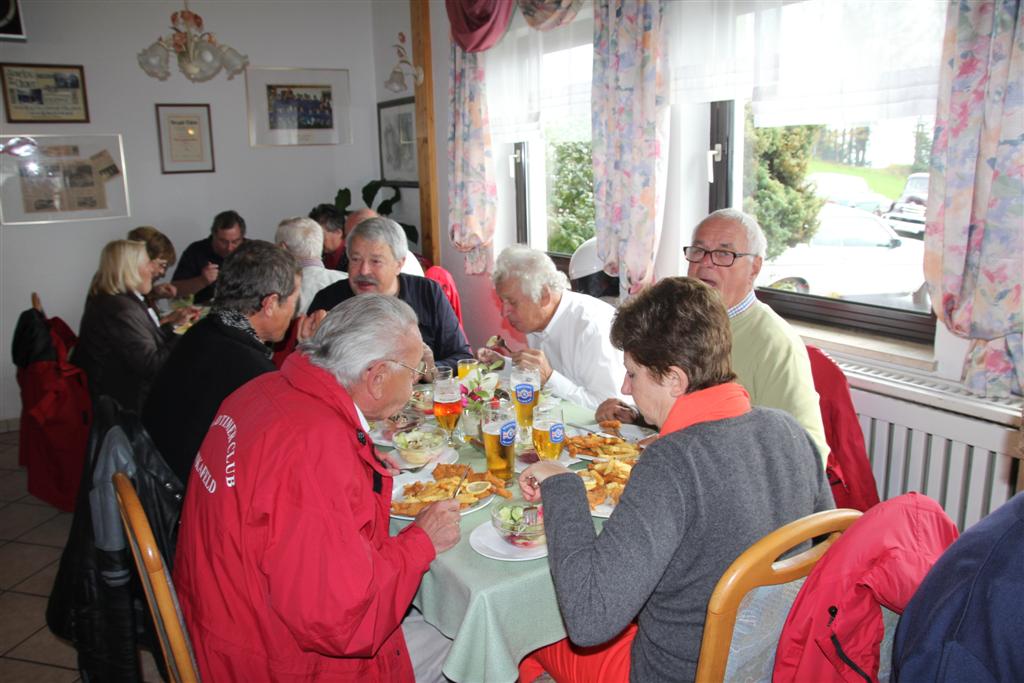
[{"xmin": 75, "ymin": 239, "xmax": 185, "ymax": 410}]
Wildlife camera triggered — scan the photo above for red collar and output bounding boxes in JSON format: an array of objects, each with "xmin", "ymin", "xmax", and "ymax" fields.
[
  {"xmin": 323, "ymin": 244, "xmax": 344, "ymax": 270},
  {"xmin": 659, "ymin": 382, "xmax": 751, "ymax": 436}
]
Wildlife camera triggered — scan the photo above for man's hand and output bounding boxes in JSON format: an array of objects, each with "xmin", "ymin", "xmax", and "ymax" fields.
[
  {"xmin": 296, "ymin": 309, "xmax": 327, "ymax": 343},
  {"xmin": 595, "ymin": 398, "xmax": 639, "ymax": 424},
  {"xmin": 414, "ymin": 499, "xmax": 461, "ymax": 554},
  {"xmin": 475, "ymin": 347, "xmax": 506, "ymax": 366},
  {"xmin": 201, "ymin": 261, "xmax": 219, "ymax": 285},
  {"xmin": 151, "ymin": 282, "xmax": 177, "ymax": 300},
  {"xmin": 419, "ymin": 344, "xmax": 436, "ymax": 382},
  {"xmin": 511, "ymin": 348, "xmax": 553, "ymax": 384}
]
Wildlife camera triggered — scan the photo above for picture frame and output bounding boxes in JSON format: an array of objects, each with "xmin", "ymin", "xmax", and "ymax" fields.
[
  {"xmin": 377, "ymin": 97, "xmax": 418, "ymax": 187},
  {"xmin": 0, "ymin": 1, "xmax": 26, "ymax": 41},
  {"xmin": 245, "ymin": 66, "xmax": 351, "ymax": 147},
  {"xmin": 0, "ymin": 133, "xmax": 130, "ymax": 225},
  {"xmin": 155, "ymin": 103, "xmax": 215, "ymax": 174},
  {"xmin": 1, "ymin": 62, "xmax": 89, "ymax": 123}
]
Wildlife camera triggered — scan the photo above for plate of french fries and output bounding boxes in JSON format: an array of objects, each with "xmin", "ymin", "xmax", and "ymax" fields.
[
  {"xmin": 390, "ymin": 463, "xmax": 514, "ymax": 520},
  {"xmin": 564, "ymin": 422, "xmax": 656, "ymax": 461},
  {"xmin": 576, "ymin": 458, "xmax": 636, "ymax": 517}
]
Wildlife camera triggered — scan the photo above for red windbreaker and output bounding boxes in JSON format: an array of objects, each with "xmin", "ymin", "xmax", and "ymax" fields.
[
  {"xmin": 773, "ymin": 493, "xmax": 958, "ymax": 682},
  {"xmin": 174, "ymin": 353, "xmax": 436, "ymax": 681}
]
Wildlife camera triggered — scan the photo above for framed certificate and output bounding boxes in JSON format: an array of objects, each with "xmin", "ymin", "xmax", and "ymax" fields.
[
  {"xmin": 155, "ymin": 103, "xmax": 215, "ymax": 174},
  {"xmin": 1, "ymin": 62, "xmax": 89, "ymax": 123},
  {"xmin": 245, "ymin": 66, "xmax": 351, "ymax": 147}
]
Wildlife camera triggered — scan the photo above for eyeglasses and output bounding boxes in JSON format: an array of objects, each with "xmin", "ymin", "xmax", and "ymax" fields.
[
  {"xmin": 388, "ymin": 359, "xmax": 426, "ymax": 378},
  {"xmin": 683, "ymin": 246, "xmax": 757, "ymax": 267}
]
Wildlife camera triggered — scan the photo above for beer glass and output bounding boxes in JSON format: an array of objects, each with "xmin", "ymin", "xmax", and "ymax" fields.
[
  {"xmin": 532, "ymin": 404, "xmax": 565, "ymax": 461},
  {"xmin": 433, "ymin": 366, "xmax": 453, "ymax": 382},
  {"xmin": 482, "ymin": 399, "xmax": 517, "ymax": 482},
  {"xmin": 432, "ymin": 377, "xmax": 462, "ymax": 446},
  {"xmin": 457, "ymin": 358, "xmax": 480, "ymax": 380},
  {"xmin": 510, "ymin": 365, "xmax": 541, "ymax": 443}
]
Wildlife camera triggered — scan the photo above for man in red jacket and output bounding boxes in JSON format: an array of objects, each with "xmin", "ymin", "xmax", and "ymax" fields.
[{"xmin": 174, "ymin": 294, "xmax": 461, "ymax": 681}]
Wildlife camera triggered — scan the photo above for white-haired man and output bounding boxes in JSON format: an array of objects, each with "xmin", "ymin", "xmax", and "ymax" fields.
[
  {"xmin": 597, "ymin": 208, "xmax": 830, "ymax": 464},
  {"xmin": 275, "ymin": 216, "xmax": 346, "ymax": 314},
  {"xmin": 479, "ymin": 245, "xmax": 627, "ymax": 410},
  {"xmin": 175, "ymin": 294, "xmax": 460, "ymax": 682},
  {"xmin": 309, "ymin": 217, "xmax": 471, "ymax": 374}
]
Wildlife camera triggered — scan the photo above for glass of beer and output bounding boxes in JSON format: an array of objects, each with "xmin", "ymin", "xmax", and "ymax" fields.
[
  {"xmin": 511, "ymin": 365, "xmax": 541, "ymax": 444},
  {"xmin": 532, "ymin": 404, "xmax": 565, "ymax": 461},
  {"xmin": 432, "ymin": 377, "xmax": 463, "ymax": 446},
  {"xmin": 457, "ymin": 358, "xmax": 480, "ymax": 380},
  {"xmin": 433, "ymin": 365, "xmax": 453, "ymax": 382},
  {"xmin": 482, "ymin": 400, "xmax": 517, "ymax": 482}
]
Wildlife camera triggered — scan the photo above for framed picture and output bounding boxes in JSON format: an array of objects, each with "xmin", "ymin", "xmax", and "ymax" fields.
[
  {"xmin": 377, "ymin": 97, "xmax": 418, "ymax": 187},
  {"xmin": 245, "ymin": 67, "xmax": 351, "ymax": 147},
  {"xmin": 0, "ymin": 1, "xmax": 26, "ymax": 41},
  {"xmin": 155, "ymin": 104, "xmax": 215, "ymax": 174},
  {"xmin": 0, "ymin": 133, "xmax": 130, "ymax": 225},
  {"xmin": 1, "ymin": 63, "xmax": 88, "ymax": 123}
]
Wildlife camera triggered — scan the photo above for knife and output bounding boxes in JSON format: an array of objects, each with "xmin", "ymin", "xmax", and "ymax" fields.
[
  {"xmin": 567, "ymin": 422, "xmax": 619, "ymax": 440},
  {"xmin": 451, "ymin": 469, "xmax": 470, "ymax": 499}
]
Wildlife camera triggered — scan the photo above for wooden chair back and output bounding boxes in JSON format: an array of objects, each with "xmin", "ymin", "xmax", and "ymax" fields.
[
  {"xmin": 695, "ymin": 508, "xmax": 863, "ymax": 682},
  {"xmin": 112, "ymin": 472, "xmax": 200, "ymax": 682}
]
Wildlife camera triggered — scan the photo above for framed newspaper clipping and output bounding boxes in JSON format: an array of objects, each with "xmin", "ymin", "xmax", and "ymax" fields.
[
  {"xmin": 1, "ymin": 63, "xmax": 89, "ymax": 123},
  {"xmin": 0, "ymin": 133, "xmax": 129, "ymax": 225}
]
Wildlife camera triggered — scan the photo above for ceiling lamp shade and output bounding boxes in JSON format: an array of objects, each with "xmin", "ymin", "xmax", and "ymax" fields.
[{"xmin": 137, "ymin": 2, "xmax": 247, "ymax": 83}]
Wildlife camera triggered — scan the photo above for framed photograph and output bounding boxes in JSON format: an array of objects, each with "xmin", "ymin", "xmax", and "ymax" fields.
[
  {"xmin": 0, "ymin": 133, "xmax": 129, "ymax": 225},
  {"xmin": 0, "ymin": 1, "xmax": 26, "ymax": 41},
  {"xmin": 155, "ymin": 104, "xmax": 215, "ymax": 174},
  {"xmin": 377, "ymin": 97, "xmax": 418, "ymax": 187},
  {"xmin": 1, "ymin": 63, "xmax": 88, "ymax": 123},
  {"xmin": 245, "ymin": 67, "xmax": 351, "ymax": 147}
]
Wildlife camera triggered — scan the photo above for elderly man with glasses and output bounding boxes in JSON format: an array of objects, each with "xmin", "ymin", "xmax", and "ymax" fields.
[{"xmin": 598, "ymin": 208, "xmax": 829, "ymax": 466}]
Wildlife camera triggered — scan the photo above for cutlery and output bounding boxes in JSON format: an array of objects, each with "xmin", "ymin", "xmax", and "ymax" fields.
[
  {"xmin": 451, "ymin": 469, "xmax": 470, "ymax": 499},
  {"xmin": 567, "ymin": 422, "xmax": 619, "ymax": 439}
]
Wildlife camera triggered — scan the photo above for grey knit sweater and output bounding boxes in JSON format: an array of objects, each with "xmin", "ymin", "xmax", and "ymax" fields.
[{"xmin": 540, "ymin": 407, "xmax": 834, "ymax": 682}]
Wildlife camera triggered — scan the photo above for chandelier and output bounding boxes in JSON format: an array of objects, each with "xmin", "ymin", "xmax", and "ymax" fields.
[{"xmin": 137, "ymin": 2, "xmax": 248, "ymax": 82}]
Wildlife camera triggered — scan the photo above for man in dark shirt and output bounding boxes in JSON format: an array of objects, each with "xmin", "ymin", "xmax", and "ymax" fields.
[
  {"xmin": 309, "ymin": 216, "xmax": 471, "ymax": 374},
  {"xmin": 144, "ymin": 240, "xmax": 301, "ymax": 486},
  {"xmin": 171, "ymin": 210, "xmax": 247, "ymax": 304},
  {"xmin": 309, "ymin": 203, "xmax": 349, "ymax": 272}
]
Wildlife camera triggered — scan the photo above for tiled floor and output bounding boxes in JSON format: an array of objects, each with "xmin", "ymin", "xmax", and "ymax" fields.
[{"xmin": 0, "ymin": 431, "xmax": 161, "ymax": 682}]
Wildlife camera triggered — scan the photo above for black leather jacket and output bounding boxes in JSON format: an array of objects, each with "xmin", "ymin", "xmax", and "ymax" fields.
[{"xmin": 47, "ymin": 396, "xmax": 183, "ymax": 681}]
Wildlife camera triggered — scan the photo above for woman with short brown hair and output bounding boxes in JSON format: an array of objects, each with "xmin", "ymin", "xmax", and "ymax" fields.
[{"xmin": 519, "ymin": 277, "xmax": 833, "ymax": 683}]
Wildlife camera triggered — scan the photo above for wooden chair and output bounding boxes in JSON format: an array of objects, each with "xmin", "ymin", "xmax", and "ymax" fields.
[
  {"xmin": 112, "ymin": 472, "xmax": 201, "ymax": 682},
  {"xmin": 694, "ymin": 508, "xmax": 863, "ymax": 682}
]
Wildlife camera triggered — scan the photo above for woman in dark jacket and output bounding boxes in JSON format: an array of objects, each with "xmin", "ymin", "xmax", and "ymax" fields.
[{"xmin": 75, "ymin": 239, "xmax": 191, "ymax": 411}]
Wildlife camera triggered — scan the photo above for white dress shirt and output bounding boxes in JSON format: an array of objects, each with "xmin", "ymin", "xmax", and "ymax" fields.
[
  {"xmin": 402, "ymin": 252, "xmax": 424, "ymax": 276},
  {"xmin": 527, "ymin": 290, "xmax": 627, "ymax": 410},
  {"xmin": 299, "ymin": 262, "xmax": 346, "ymax": 314}
]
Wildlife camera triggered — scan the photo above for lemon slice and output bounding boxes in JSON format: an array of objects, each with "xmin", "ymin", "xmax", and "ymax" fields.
[{"xmin": 465, "ymin": 481, "xmax": 491, "ymax": 495}]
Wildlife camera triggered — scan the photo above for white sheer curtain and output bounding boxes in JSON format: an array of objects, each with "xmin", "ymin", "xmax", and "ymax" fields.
[
  {"xmin": 664, "ymin": 0, "xmax": 947, "ymax": 126},
  {"xmin": 485, "ymin": 3, "xmax": 594, "ymax": 143}
]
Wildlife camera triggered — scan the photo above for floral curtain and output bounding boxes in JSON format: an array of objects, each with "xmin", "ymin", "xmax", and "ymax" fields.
[
  {"xmin": 591, "ymin": 0, "xmax": 670, "ymax": 296},
  {"xmin": 518, "ymin": 0, "xmax": 583, "ymax": 31},
  {"xmin": 446, "ymin": 0, "xmax": 516, "ymax": 52},
  {"xmin": 925, "ymin": 0, "xmax": 1023, "ymax": 397},
  {"xmin": 448, "ymin": 46, "xmax": 498, "ymax": 274}
]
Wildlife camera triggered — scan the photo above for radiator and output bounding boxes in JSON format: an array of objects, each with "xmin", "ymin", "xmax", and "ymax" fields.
[{"xmin": 842, "ymin": 363, "xmax": 1022, "ymax": 531}]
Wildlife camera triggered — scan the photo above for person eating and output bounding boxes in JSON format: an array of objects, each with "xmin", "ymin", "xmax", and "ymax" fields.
[{"xmin": 518, "ymin": 276, "xmax": 833, "ymax": 683}]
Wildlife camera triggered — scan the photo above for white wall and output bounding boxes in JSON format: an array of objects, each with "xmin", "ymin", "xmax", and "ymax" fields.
[{"xmin": 0, "ymin": 0, "xmax": 383, "ymax": 421}]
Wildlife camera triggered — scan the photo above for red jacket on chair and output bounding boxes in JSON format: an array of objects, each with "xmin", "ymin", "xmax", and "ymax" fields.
[
  {"xmin": 807, "ymin": 345, "xmax": 881, "ymax": 512},
  {"xmin": 773, "ymin": 493, "xmax": 959, "ymax": 683}
]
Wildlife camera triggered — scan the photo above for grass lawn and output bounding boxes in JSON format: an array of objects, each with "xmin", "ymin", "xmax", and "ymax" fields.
[{"xmin": 808, "ymin": 160, "xmax": 909, "ymax": 199}]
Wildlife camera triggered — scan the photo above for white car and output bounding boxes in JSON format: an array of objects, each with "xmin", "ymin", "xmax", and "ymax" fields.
[
  {"xmin": 807, "ymin": 172, "xmax": 891, "ymax": 215},
  {"xmin": 757, "ymin": 204, "xmax": 925, "ymax": 298}
]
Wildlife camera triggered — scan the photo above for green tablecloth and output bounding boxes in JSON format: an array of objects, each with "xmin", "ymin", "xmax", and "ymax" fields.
[{"xmin": 389, "ymin": 401, "xmax": 598, "ymax": 683}]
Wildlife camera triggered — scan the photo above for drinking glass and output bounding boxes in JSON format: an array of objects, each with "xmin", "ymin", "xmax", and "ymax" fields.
[
  {"xmin": 532, "ymin": 404, "xmax": 565, "ymax": 461},
  {"xmin": 482, "ymin": 399, "xmax": 517, "ymax": 482},
  {"xmin": 432, "ymin": 377, "xmax": 463, "ymax": 446},
  {"xmin": 510, "ymin": 365, "xmax": 541, "ymax": 444},
  {"xmin": 457, "ymin": 358, "xmax": 480, "ymax": 380},
  {"xmin": 433, "ymin": 366, "xmax": 453, "ymax": 382}
]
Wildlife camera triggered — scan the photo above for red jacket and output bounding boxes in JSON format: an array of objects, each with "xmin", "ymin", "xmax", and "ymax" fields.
[
  {"xmin": 807, "ymin": 346, "xmax": 880, "ymax": 512},
  {"xmin": 773, "ymin": 493, "xmax": 959, "ymax": 682},
  {"xmin": 174, "ymin": 353, "xmax": 436, "ymax": 681}
]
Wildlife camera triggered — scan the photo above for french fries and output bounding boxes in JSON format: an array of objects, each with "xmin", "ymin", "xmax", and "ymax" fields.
[
  {"xmin": 391, "ymin": 464, "xmax": 512, "ymax": 517},
  {"xmin": 565, "ymin": 434, "xmax": 641, "ymax": 460},
  {"xmin": 576, "ymin": 458, "xmax": 637, "ymax": 510}
]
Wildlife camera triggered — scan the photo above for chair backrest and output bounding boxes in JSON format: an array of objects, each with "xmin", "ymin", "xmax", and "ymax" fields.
[
  {"xmin": 695, "ymin": 508, "xmax": 863, "ymax": 682},
  {"xmin": 112, "ymin": 472, "xmax": 200, "ymax": 683}
]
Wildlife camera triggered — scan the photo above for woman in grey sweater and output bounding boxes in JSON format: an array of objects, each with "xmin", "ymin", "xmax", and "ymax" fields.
[{"xmin": 519, "ymin": 277, "xmax": 833, "ymax": 683}]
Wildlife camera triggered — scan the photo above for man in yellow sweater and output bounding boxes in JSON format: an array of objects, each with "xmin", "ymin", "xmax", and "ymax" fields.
[{"xmin": 598, "ymin": 209, "xmax": 830, "ymax": 466}]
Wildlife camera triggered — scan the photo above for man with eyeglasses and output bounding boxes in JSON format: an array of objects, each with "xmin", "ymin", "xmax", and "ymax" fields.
[
  {"xmin": 598, "ymin": 208, "xmax": 829, "ymax": 466},
  {"xmin": 175, "ymin": 294, "xmax": 459, "ymax": 682}
]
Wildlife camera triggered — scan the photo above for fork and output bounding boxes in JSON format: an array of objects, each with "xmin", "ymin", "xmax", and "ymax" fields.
[{"xmin": 516, "ymin": 505, "xmax": 540, "ymax": 534}]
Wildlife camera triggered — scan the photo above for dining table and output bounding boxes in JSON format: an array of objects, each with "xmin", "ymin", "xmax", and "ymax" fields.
[{"xmin": 387, "ymin": 399, "xmax": 604, "ymax": 683}]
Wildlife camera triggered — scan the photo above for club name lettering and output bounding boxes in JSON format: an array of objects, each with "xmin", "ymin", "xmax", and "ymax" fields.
[
  {"xmin": 193, "ymin": 453, "xmax": 217, "ymax": 494},
  {"xmin": 211, "ymin": 413, "xmax": 239, "ymax": 487}
]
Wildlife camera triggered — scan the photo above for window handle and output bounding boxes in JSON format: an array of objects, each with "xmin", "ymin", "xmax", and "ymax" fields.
[{"xmin": 707, "ymin": 143, "xmax": 722, "ymax": 184}]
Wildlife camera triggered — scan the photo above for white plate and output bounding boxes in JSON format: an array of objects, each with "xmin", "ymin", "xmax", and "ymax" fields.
[
  {"xmin": 390, "ymin": 469, "xmax": 494, "ymax": 520},
  {"xmin": 514, "ymin": 450, "xmax": 582, "ymax": 473},
  {"xmin": 590, "ymin": 502, "xmax": 614, "ymax": 518},
  {"xmin": 567, "ymin": 424, "xmax": 655, "ymax": 461},
  {"xmin": 469, "ymin": 522, "xmax": 548, "ymax": 561}
]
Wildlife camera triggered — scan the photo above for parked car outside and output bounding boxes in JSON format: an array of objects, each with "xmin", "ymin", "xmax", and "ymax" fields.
[
  {"xmin": 757, "ymin": 204, "xmax": 925, "ymax": 299},
  {"xmin": 807, "ymin": 172, "xmax": 891, "ymax": 215},
  {"xmin": 884, "ymin": 172, "xmax": 929, "ymax": 239}
]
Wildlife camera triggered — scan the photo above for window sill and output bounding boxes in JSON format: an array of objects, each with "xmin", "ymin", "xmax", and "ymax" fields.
[{"xmin": 787, "ymin": 319, "xmax": 936, "ymax": 372}]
